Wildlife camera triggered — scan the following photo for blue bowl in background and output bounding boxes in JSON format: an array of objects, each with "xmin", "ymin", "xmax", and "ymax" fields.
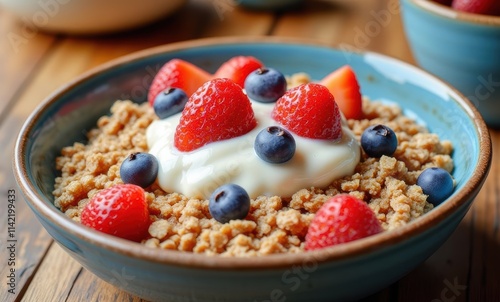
[
  {"xmin": 13, "ymin": 37, "xmax": 491, "ymax": 302},
  {"xmin": 401, "ymin": 0, "xmax": 500, "ymax": 128}
]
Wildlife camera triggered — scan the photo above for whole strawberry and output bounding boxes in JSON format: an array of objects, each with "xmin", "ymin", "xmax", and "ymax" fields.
[
  {"xmin": 81, "ymin": 184, "xmax": 150, "ymax": 242},
  {"xmin": 305, "ymin": 194, "xmax": 383, "ymax": 250},
  {"xmin": 272, "ymin": 83, "xmax": 342, "ymax": 140},
  {"xmin": 174, "ymin": 78, "xmax": 257, "ymax": 152},
  {"xmin": 213, "ymin": 56, "xmax": 264, "ymax": 87},
  {"xmin": 148, "ymin": 59, "xmax": 212, "ymax": 106}
]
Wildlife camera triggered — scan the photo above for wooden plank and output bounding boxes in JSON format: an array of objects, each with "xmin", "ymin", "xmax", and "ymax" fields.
[
  {"xmin": 272, "ymin": 1, "xmax": 351, "ymax": 45},
  {"xmin": 199, "ymin": 5, "xmax": 275, "ymax": 37},
  {"xmin": 66, "ymin": 268, "xmax": 146, "ymax": 302},
  {"xmin": 20, "ymin": 243, "xmax": 83, "ymax": 302},
  {"xmin": 366, "ymin": 0, "xmax": 415, "ymax": 62},
  {"xmin": 0, "ymin": 193, "xmax": 54, "ymax": 302},
  {"xmin": 75, "ymin": 2, "xmax": 208, "ymax": 60},
  {"xmin": 467, "ymin": 129, "xmax": 500, "ymax": 302},
  {"xmin": 0, "ymin": 10, "xmax": 56, "ymax": 117},
  {"xmin": 272, "ymin": 0, "xmax": 414, "ymax": 62}
]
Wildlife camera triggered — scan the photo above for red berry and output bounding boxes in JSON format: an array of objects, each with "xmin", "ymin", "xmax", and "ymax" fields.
[
  {"xmin": 451, "ymin": 0, "xmax": 500, "ymax": 15},
  {"xmin": 305, "ymin": 194, "xmax": 383, "ymax": 251},
  {"xmin": 148, "ymin": 59, "xmax": 212, "ymax": 106},
  {"xmin": 80, "ymin": 184, "xmax": 150, "ymax": 242},
  {"xmin": 213, "ymin": 56, "xmax": 264, "ymax": 87},
  {"xmin": 174, "ymin": 78, "xmax": 257, "ymax": 152},
  {"xmin": 272, "ymin": 83, "xmax": 342, "ymax": 140},
  {"xmin": 319, "ymin": 65, "xmax": 363, "ymax": 120}
]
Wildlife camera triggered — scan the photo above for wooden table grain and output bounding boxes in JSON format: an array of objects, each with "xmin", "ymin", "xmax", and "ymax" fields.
[{"xmin": 1, "ymin": 0, "xmax": 498, "ymax": 301}]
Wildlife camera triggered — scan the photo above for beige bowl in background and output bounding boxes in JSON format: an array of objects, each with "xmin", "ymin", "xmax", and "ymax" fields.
[{"xmin": 0, "ymin": 0, "xmax": 186, "ymax": 34}]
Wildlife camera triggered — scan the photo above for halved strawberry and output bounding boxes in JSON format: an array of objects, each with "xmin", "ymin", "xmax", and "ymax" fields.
[
  {"xmin": 451, "ymin": 0, "xmax": 500, "ymax": 15},
  {"xmin": 174, "ymin": 78, "xmax": 257, "ymax": 152},
  {"xmin": 148, "ymin": 59, "xmax": 212, "ymax": 106},
  {"xmin": 319, "ymin": 65, "xmax": 363, "ymax": 120},
  {"xmin": 213, "ymin": 56, "xmax": 264, "ymax": 87},
  {"xmin": 271, "ymin": 83, "xmax": 342, "ymax": 140}
]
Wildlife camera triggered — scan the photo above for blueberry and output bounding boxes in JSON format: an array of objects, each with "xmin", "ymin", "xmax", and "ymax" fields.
[
  {"xmin": 153, "ymin": 88, "xmax": 188, "ymax": 119},
  {"xmin": 417, "ymin": 167, "xmax": 454, "ymax": 206},
  {"xmin": 244, "ymin": 67, "xmax": 287, "ymax": 103},
  {"xmin": 360, "ymin": 124, "xmax": 398, "ymax": 158},
  {"xmin": 209, "ymin": 184, "xmax": 251, "ymax": 223},
  {"xmin": 254, "ymin": 126, "xmax": 296, "ymax": 163},
  {"xmin": 120, "ymin": 152, "xmax": 159, "ymax": 188}
]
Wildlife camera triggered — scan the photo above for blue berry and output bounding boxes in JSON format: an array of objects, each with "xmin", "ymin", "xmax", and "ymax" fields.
[
  {"xmin": 244, "ymin": 67, "xmax": 287, "ymax": 103},
  {"xmin": 254, "ymin": 126, "xmax": 296, "ymax": 163},
  {"xmin": 361, "ymin": 124, "xmax": 398, "ymax": 158},
  {"xmin": 120, "ymin": 152, "xmax": 159, "ymax": 188},
  {"xmin": 153, "ymin": 87, "xmax": 188, "ymax": 119},
  {"xmin": 209, "ymin": 184, "xmax": 251, "ymax": 223},
  {"xmin": 417, "ymin": 167, "xmax": 454, "ymax": 206}
]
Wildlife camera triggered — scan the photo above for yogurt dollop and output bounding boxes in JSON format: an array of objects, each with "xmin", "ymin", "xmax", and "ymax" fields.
[{"xmin": 146, "ymin": 101, "xmax": 360, "ymax": 200}]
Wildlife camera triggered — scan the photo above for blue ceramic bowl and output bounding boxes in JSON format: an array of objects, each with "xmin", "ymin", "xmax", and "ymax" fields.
[
  {"xmin": 13, "ymin": 37, "xmax": 491, "ymax": 302},
  {"xmin": 401, "ymin": 0, "xmax": 500, "ymax": 128}
]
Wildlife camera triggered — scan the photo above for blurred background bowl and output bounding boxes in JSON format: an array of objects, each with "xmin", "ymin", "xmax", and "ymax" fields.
[
  {"xmin": 0, "ymin": 0, "xmax": 186, "ymax": 34},
  {"xmin": 13, "ymin": 38, "xmax": 491, "ymax": 302},
  {"xmin": 400, "ymin": 0, "xmax": 500, "ymax": 128}
]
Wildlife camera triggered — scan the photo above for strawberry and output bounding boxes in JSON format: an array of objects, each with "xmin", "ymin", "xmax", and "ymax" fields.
[
  {"xmin": 305, "ymin": 194, "xmax": 383, "ymax": 251},
  {"xmin": 81, "ymin": 184, "xmax": 150, "ymax": 242},
  {"xmin": 451, "ymin": 0, "xmax": 500, "ymax": 15},
  {"xmin": 148, "ymin": 59, "xmax": 212, "ymax": 106},
  {"xmin": 174, "ymin": 78, "xmax": 257, "ymax": 152},
  {"xmin": 319, "ymin": 65, "xmax": 363, "ymax": 120},
  {"xmin": 213, "ymin": 56, "xmax": 264, "ymax": 87},
  {"xmin": 271, "ymin": 83, "xmax": 342, "ymax": 140}
]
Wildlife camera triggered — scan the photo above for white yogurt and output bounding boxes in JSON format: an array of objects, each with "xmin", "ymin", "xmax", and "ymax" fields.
[{"xmin": 146, "ymin": 101, "xmax": 360, "ymax": 200}]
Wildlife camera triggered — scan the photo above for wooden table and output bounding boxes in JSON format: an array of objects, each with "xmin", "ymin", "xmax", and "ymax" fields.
[{"xmin": 1, "ymin": 0, "xmax": 498, "ymax": 301}]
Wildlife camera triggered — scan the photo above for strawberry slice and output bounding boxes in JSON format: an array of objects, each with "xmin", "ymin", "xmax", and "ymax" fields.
[
  {"xmin": 174, "ymin": 78, "xmax": 257, "ymax": 152},
  {"xmin": 319, "ymin": 65, "xmax": 363, "ymax": 120},
  {"xmin": 148, "ymin": 59, "xmax": 212, "ymax": 106},
  {"xmin": 213, "ymin": 56, "xmax": 264, "ymax": 87},
  {"xmin": 305, "ymin": 194, "xmax": 383, "ymax": 250},
  {"xmin": 271, "ymin": 83, "xmax": 342, "ymax": 140},
  {"xmin": 451, "ymin": 0, "xmax": 500, "ymax": 15}
]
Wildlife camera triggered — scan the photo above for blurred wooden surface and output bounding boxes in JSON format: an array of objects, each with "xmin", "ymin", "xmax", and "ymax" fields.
[{"xmin": 0, "ymin": 0, "xmax": 498, "ymax": 301}]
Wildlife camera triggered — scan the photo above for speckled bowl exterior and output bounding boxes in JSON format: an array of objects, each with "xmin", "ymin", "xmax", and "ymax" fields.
[
  {"xmin": 13, "ymin": 37, "xmax": 491, "ymax": 302},
  {"xmin": 401, "ymin": 0, "xmax": 500, "ymax": 128}
]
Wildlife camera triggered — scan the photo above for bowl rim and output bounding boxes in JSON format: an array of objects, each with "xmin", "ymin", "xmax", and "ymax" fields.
[
  {"xmin": 13, "ymin": 36, "xmax": 492, "ymax": 270},
  {"xmin": 404, "ymin": 0, "xmax": 500, "ymax": 26}
]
